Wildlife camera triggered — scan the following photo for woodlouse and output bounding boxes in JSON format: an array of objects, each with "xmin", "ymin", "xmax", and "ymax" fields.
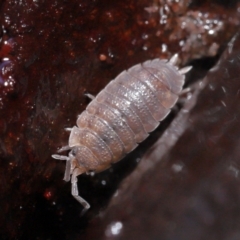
[{"xmin": 52, "ymin": 54, "xmax": 192, "ymax": 209}]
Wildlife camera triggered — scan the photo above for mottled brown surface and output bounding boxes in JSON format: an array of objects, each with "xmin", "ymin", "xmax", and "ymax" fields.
[
  {"xmin": 0, "ymin": 0, "xmax": 239, "ymax": 239},
  {"xmin": 83, "ymin": 32, "xmax": 240, "ymax": 240}
]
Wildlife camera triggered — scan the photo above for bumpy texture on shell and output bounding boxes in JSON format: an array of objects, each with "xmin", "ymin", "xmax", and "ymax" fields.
[
  {"xmin": 70, "ymin": 58, "xmax": 185, "ymax": 170},
  {"xmin": 52, "ymin": 55, "xmax": 191, "ymax": 209}
]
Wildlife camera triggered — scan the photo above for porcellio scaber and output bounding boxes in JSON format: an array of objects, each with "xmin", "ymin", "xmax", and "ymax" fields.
[{"xmin": 52, "ymin": 54, "xmax": 192, "ymax": 209}]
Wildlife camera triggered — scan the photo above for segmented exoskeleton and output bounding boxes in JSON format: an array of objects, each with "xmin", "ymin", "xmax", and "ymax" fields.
[{"xmin": 52, "ymin": 54, "xmax": 192, "ymax": 209}]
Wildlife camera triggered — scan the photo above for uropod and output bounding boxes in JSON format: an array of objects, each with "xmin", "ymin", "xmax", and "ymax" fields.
[{"xmin": 52, "ymin": 54, "xmax": 192, "ymax": 209}]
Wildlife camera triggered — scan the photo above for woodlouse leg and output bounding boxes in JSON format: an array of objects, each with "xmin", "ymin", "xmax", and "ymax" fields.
[
  {"xmin": 63, "ymin": 159, "xmax": 71, "ymax": 181},
  {"xmin": 52, "ymin": 154, "xmax": 72, "ymax": 181},
  {"xmin": 180, "ymin": 87, "xmax": 191, "ymax": 96},
  {"xmin": 84, "ymin": 93, "xmax": 95, "ymax": 100},
  {"xmin": 71, "ymin": 168, "xmax": 90, "ymax": 209},
  {"xmin": 179, "ymin": 82, "xmax": 199, "ymax": 105}
]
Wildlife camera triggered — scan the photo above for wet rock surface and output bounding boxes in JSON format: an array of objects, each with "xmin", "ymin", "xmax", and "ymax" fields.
[
  {"xmin": 0, "ymin": 0, "xmax": 239, "ymax": 239},
  {"xmin": 83, "ymin": 32, "xmax": 240, "ymax": 240}
]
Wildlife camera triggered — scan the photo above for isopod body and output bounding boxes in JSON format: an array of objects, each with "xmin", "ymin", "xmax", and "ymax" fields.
[{"xmin": 52, "ymin": 54, "xmax": 191, "ymax": 209}]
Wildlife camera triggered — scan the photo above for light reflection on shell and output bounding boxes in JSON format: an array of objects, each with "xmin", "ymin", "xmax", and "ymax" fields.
[{"xmin": 52, "ymin": 54, "xmax": 192, "ymax": 209}]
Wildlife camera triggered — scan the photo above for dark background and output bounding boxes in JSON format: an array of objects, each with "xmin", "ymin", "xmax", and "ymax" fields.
[{"xmin": 1, "ymin": 0, "xmax": 240, "ymax": 239}]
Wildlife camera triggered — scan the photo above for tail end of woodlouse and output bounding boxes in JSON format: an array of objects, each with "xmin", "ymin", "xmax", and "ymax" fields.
[
  {"xmin": 168, "ymin": 53, "xmax": 179, "ymax": 66},
  {"xmin": 168, "ymin": 54, "xmax": 192, "ymax": 75},
  {"xmin": 179, "ymin": 66, "xmax": 192, "ymax": 75}
]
